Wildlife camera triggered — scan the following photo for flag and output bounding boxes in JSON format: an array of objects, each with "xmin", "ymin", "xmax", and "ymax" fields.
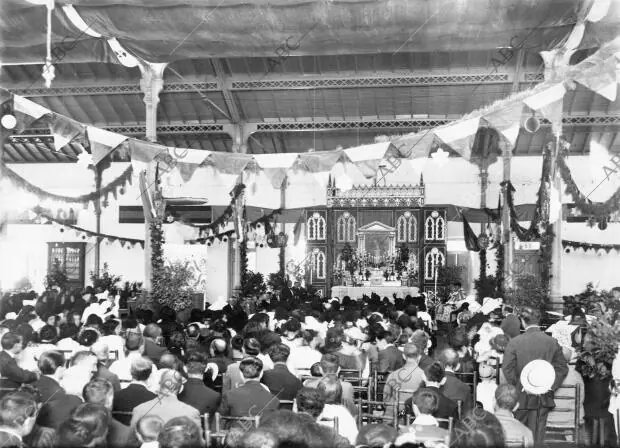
[
  {"xmin": 293, "ymin": 213, "xmax": 304, "ymax": 245},
  {"xmin": 463, "ymin": 214, "xmax": 480, "ymax": 252}
]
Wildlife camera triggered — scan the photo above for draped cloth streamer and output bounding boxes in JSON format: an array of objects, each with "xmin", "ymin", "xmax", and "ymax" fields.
[
  {"xmin": 574, "ymin": 56, "xmax": 617, "ymax": 102},
  {"xmin": 434, "ymin": 116, "xmax": 480, "ymax": 160},
  {"xmin": 49, "ymin": 115, "xmax": 85, "ymax": 151},
  {"xmin": 13, "ymin": 95, "xmax": 52, "ymax": 133},
  {"xmin": 391, "ymin": 132, "xmax": 437, "ymax": 159},
  {"xmin": 128, "ymin": 139, "xmax": 167, "ymax": 163},
  {"xmin": 482, "ymin": 102, "xmax": 524, "ymax": 147},
  {"xmin": 343, "ymin": 142, "xmax": 392, "ymax": 178},
  {"xmin": 523, "ymin": 83, "xmax": 567, "ymax": 136},
  {"xmin": 205, "ymin": 152, "xmax": 253, "ymax": 174},
  {"xmin": 87, "ymin": 126, "xmax": 129, "ymax": 165},
  {"xmin": 562, "ymin": 239, "xmax": 620, "ymax": 254},
  {"xmin": 293, "ymin": 150, "xmax": 346, "ymax": 172}
]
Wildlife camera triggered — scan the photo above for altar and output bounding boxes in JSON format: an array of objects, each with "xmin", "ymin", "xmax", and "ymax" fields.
[{"xmin": 331, "ymin": 285, "xmax": 419, "ymax": 300}]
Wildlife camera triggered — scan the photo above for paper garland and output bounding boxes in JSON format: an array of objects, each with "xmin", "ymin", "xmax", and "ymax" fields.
[
  {"xmin": 3, "ymin": 163, "xmax": 133, "ymax": 207},
  {"xmin": 32, "ymin": 207, "xmax": 145, "ymax": 249},
  {"xmin": 557, "ymin": 151, "xmax": 620, "ymax": 218},
  {"xmin": 563, "ymin": 239, "xmax": 620, "ymax": 254}
]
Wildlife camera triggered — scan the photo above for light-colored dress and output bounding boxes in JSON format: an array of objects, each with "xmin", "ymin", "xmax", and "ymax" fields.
[{"xmin": 609, "ymin": 347, "xmax": 620, "ymax": 430}]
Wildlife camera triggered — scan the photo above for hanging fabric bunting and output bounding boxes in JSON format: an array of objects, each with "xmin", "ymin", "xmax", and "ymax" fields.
[
  {"xmin": 482, "ymin": 102, "xmax": 524, "ymax": 147},
  {"xmin": 262, "ymin": 168, "xmax": 288, "ymax": 188},
  {"xmin": 204, "ymin": 152, "xmax": 253, "ymax": 174},
  {"xmin": 12, "ymin": 94, "xmax": 52, "ymax": 133},
  {"xmin": 523, "ymin": 83, "xmax": 567, "ymax": 135},
  {"xmin": 563, "ymin": 239, "xmax": 620, "ymax": 254},
  {"xmin": 128, "ymin": 139, "xmax": 166, "ymax": 163},
  {"xmin": 87, "ymin": 126, "xmax": 128, "ymax": 165},
  {"xmin": 176, "ymin": 162, "xmax": 201, "ymax": 182},
  {"xmin": 343, "ymin": 142, "xmax": 392, "ymax": 178},
  {"xmin": 293, "ymin": 213, "xmax": 304, "ymax": 245},
  {"xmin": 586, "ymin": 0, "xmax": 612, "ymax": 22},
  {"xmin": 391, "ymin": 132, "xmax": 438, "ymax": 159},
  {"xmin": 574, "ymin": 57, "xmax": 617, "ymax": 102},
  {"xmin": 462, "ymin": 213, "xmax": 481, "ymax": 252},
  {"xmin": 293, "ymin": 150, "xmax": 346, "ymax": 173},
  {"xmin": 49, "ymin": 114, "xmax": 85, "ymax": 151},
  {"xmin": 434, "ymin": 116, "xmax": 480, "ymax": 160}
]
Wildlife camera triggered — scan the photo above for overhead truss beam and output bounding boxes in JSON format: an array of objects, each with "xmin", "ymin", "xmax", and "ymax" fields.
[
  {"xmin": 9, "ymin": 114, "xmax": 620, "ymax": 143},
  {"xmin": 10, "ymin": 72, "xmax": 543, "ymax": 97}
]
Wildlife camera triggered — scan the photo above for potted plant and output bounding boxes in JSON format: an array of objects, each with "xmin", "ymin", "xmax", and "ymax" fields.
[
  {"xmin": 90, "ymin": 263, "xmax": 122, "ymax": 294},
  {"xmin": 504, "ymin": 274, "xmax": 548, "ymax": 314},
  {"xmin": 45, "ymin": 259, "xmax": 68, "ymax": 290},
  {"xmin": 364, "ymin": 269, "xmax": 371, "ymax": 281},
  {"xmin": 151, "ymin": 260, "xmax": 195, "ymax": 322},
  {"xmin": 576, "ymin": 319, "xmax": 620, "ymax": 421}
]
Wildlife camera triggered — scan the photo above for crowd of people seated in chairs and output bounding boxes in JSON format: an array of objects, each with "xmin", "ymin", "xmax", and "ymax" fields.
[{"xmin": 0, "ymin": 287, "xmax": 608, "ymax": 447}]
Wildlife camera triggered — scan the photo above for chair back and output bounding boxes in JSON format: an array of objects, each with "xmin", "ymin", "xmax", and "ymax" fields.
[
  {"xmin": 318, "ymin": 416, "xmax": 339, "ymax": 433},
  {"xmin": 109, "ymin": 349, "xmax": 119, "ymax": 361},
  {"xmin": 456, "ymin": 399, "xmax": 463, "ymax": 420},
  {"xmin": 404, "ymin": 415, "xmax": 453, "ymax": 444},
  {"xmin": 455, "ymin": 370, "xmax": 478, "ymax": 403},
  {"xmin": 279, "ymin": 399, "xmax": 295, "ymax": 411},
  {"xmin": 205, "ymin": 412, "xmax": 260, "ymax": 448},
  {"xmin": 372, "ymin": 370, "xmax": 389, "ymax": 401},
  {"xmin": 340, "ymin": 369, "xmax": 362, "ymax": 386},
  {"xmin": 545, "ymin": 383, "xmax": 581, "ymax": 444},
  {"xmin": 356, "ymin": 398, "xmax": 398, "ymax": 428}
]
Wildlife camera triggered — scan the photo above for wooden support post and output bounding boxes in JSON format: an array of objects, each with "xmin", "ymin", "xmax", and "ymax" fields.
[
  {"xmin": 94, "ymin": 165, "xmax": 102, "ymax": 274},
  {"xmin": 502, "ymin": 145, "xmax": 513, "ymax": 290},
  {"xmin": 550, "ymin": 136, "xmax": 564, "ymax": 311}
]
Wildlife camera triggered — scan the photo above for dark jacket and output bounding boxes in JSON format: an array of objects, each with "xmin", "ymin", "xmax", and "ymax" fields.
[
  {"xmin": 441, "ymin": 371, "xmax": 472, "ymax": 413},
  {"xmin": 502, "ymin": 327, "xmax": 569, "ymax": 410},
  {"xmin": 377, "ymin": 346, "xmax": 405, "ymax": 373},
  {"xmin": 0, "ymin": 351, "xmax": 37, "ymax": 391},
  {"xmin": 96, "ymin": 363, "xmax": 121, "ymax": 393},
  {"xmin": 112, "ymin": 383, "xmax": 157, "ymax": 425},
  {"xmin": 143, "ymin": 339, "xmax": 169, "ymax": 366},
  {"xmin": 33, "ymin": 376, "xmax": 63, "ymax": 404},
  {"xmin": 108, "ymin": 416, "xmax": 131, "ymax": 448},
  {"xmin": 500, "ymin": 314, "xmax": 521, "ymax": 339},
  {"xmin": 406, "ymin": 386, "xmax": 459, "ymax": 422},
  {"xmin": 37, "ymin": 393, "xmax": 82, "ymax": 429},
  {"xmin": 179, "ymin": 378, "xmax": 221, "ymax": 415},
  {"xmin": 261, "ymin": 364, "xmax": 302, "ymax": 400},
  {"xmin": 218, "ymin": 380, "xmax": 279, "ymax": 419}
]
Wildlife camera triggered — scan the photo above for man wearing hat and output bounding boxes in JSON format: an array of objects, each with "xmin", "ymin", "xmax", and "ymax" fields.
[{"xmin": 502, "ymin": 306, "xmax": 568, "ymax": 446}]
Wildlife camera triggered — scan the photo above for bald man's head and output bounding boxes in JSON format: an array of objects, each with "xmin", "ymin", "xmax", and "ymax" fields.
[
  {"xmin": 211, "ymin": 338, "xmax": 227, "ymax": 356},
  {"xmin": 439, "ymin": 348, "xmax": 460, "ymax": 371},
  {"xmin": 90, "ymin": 341, "xmax": 109, "ymax": 362}
]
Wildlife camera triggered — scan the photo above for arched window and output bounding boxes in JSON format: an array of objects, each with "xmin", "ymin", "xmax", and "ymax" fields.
[
  {"xmin": 312, "ymin": 249, "xmax": 326, "ymax": 279},
  {"xmin": 407, "ymin": 253, "xmax": 418, "ymax": 273},
  {"xmin": 397, "ymin": 215, "xmax": 407, "ymax": 242},
  {"xmin": 347, "ymin": 216, "xmax": 356, "ymax": 242},
  {"xmin": 407, "ymin": 216, "xmax": 417, "ymax": 242},
  {"xmin": 425, "ymin": 216, "xmax": 435, "ymax": 240},
  {"xmin": 435, "ymin": 216, "xmax": 445, "ymax": 241},
  {"xmin": 337, "ymin": 215, "xmax": 347, "ymax": 242},
  {"xmin": 307, "ymin": 213, "xmax": 326, "ymax": 241},
  {"xmin": 424, "ymin": 249, "xmax": 445, "ymax": 280}
]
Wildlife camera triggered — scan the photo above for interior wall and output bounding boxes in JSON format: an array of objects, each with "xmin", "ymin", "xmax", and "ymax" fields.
[{"xmin": 3, "ymin": 155, "xmax": 619, "ymax": 297}]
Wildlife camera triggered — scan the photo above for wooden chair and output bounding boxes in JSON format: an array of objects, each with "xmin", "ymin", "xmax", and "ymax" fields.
[
  {"xmin": 108, "ymin": 349, "xmax": 119, "ymax": 361},
  {"xmin": 205, "ymin": 412, "xmax": 260, "ymax": 448},
  {"xmin": 372, "ymin": 371, "xmax": 389, "ymax": 402},
  {"xmin": 318, "ymin": 416, "xmax": 339, "ymax": 433},
  {"xmin": 404, "ymin": 415, "xmax": 453, "ymax": 444},
  {"xmin": 545, "ymin": 383, "xmax": 580, "ymax": 445},
  {"xmin": 455, "ymin": 370, "xmax": 478, "ymax": 404},
  {"xmin": 456, "ymin": 399, "xmax": 463, "ymax": 420},
  {"xmin": 356, "ymin": 398, "xmax": 398, "ymax": 428},
  {"xmin": 279, "ymin": 399, "xmax": 295, "ymax": 410},
  {"xmin": 339, "ymin": 369, "xmax": 362, "ymax": 387}
]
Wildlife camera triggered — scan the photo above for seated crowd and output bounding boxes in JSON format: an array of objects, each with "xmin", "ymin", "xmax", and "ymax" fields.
[{"xmin": 0, "ymin": 286, "xmax": 593, "ymax": 447}]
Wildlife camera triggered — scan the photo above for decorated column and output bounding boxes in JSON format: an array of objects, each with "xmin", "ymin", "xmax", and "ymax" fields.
[{"xmin": 139, "ymin": 62, "xmax": 167, "ymax": 290}]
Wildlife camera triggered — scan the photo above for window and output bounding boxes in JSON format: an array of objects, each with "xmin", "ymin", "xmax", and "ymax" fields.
[
  {"xmin": 47, "ymin": 243, "xmax": 86, "ymax": 288},
  {"xmin": 407, "ymin": 216, "xmax": 417, "ymax": 242},
  {"xmin": 311, "ymin": 249, "xmax": 326, "ymax": 280},
  {"xmin": 424, "ymin": 249, "xmax": 445, "ymax": 280},
  {"xmin": 307, "ymin": 213, "xmax": 326, "ymax": 241},
  {"xmin": 337, "ymin": 213, "xmax": 356, "ymax": 242},
  {"xmin": 435, "ymin": 216, "xmax": 445, "ymax": 241},
  {"xmin": 397, "ymin": 216, "xmax": 407, "ymax": 242},
  {"xmin": 425, "ymin": 216, "xmax": 435, "ymax": 240}
]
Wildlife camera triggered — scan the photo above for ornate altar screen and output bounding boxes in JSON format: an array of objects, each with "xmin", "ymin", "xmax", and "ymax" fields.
[{"xmin": 304, "ymin": 176, "xmax": 447, "ymax": 298}]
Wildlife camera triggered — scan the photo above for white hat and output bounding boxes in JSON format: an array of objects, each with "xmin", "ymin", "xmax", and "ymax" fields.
[
  {"xmin": 209, "ymin": 296, "xmax": 227, "ymax": 311},
  {"xmin": 520, "ymin": 360, "xmax": 556, "ymax": 395}
]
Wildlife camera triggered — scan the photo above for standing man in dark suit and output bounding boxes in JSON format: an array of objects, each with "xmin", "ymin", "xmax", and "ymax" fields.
[
  {"xmin": 112, "ymin": 357, "xmax": 157, "ymax": 426},
  {"xmin": 179, "ymin": 356, "xmax": 221, "ymax": 415},
  {"xmin": 0, "ymin": 333, "xmax": 38, "ymax": 392},
  {"xmin": 377, "ymin": 328, "xmax": 405, "ymax": 373},
  {"xmin": 438, "ymin": 348, "xmax": 472, "ymax": 413},
  {"xmin": 219, "ymin": 357, "xmax": 279, "ymax": 420},
  {"xmin": 502, "ymin": 306, "xmax": 568, "ymax": 446},
  {"xmin": 261, "ymin": 344, "xmax": 301, "ymax": 401}
]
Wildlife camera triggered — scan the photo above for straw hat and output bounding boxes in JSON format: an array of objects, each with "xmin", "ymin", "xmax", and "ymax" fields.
[
  {"xmin": 478, "ymin": 363, "xmax": 495, "ymax": 379},
  {"xmin": 520, "ymin": 360, "xmax": 556, "ymax": 395}
]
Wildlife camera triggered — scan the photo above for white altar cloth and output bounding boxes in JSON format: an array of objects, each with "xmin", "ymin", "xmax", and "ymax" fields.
[{"xmin": 331, "ymin": 286, "xmax": 419, "ymax": 300}]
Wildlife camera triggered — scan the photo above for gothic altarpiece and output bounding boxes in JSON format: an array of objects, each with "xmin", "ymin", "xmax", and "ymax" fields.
[{"xmin": 305, "ymin": 177, "xmax": 447, "ymax": 298}]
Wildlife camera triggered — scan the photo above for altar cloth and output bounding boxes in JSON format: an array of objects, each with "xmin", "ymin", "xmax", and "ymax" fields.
[{"xmin": 331, "ymin": 286, "xmax": 419, "ymax": 300}]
